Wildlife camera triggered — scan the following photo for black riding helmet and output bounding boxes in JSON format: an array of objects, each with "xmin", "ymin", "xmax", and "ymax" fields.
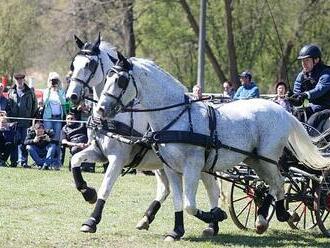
[{"xmin": 297, "ymin": 44, "xmax": 322, "ymax": 60}]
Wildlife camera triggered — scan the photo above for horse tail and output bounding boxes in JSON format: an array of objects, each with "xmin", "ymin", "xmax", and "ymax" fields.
[{"xmin": 287, "ymin": 115, "xmax": 330, "ymax": 170}]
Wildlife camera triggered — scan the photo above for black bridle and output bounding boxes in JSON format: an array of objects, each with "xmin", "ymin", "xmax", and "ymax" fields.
[
  {"xmin": 102, "ymin": 64, "xmax": 138, "ymax": 113},
  {"xmin": 69, "ymin": 49, "xmax": 118, "ymax": 102}
]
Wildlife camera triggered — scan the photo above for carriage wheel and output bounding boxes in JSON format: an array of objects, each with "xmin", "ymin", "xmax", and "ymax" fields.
[
  {"xmin": 315, "ymin": 177, "xmax": 330, "ymax": 237},
  {"xmin": 228, "ymin": 178, "xmax": 275, "ymax": 230},
  {"xmin": 284, "ymin": 177, "xmax": 318, "ymax": 230}
]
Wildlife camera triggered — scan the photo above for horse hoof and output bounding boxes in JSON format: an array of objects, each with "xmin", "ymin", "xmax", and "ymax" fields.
[
  {"xmin": 164, "ymin": 236, "xmax": 176, "ymax": 242},
  {"xmin": 136, "ymin": 216, "xmax": 150, "ymax": 230},
  {"xmin": 80, "ymin": 218, "xmax": 97, "ymax": 233},
  {"xmin": 80, "ymin": 224, "xmax": 96, "ymax": 233},
  {"xmin": 256, "ymin": 215, "xmax": 268, "ymax": 234},
  {"xmin": 202, "ymin": 227, "xmax": 215, "ymax": 237},
  {"xmin": 164, "ymin": 230, "xmax": 183, "ymax": 241}
]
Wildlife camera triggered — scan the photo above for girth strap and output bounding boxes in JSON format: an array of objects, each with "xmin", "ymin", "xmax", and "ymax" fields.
[
  {"xmin": 207, "ymin": 105, "xmax": 219, "ymax": 172},
  {"xmin": 145, "ymin": 130, "xmax": 277, "ymax": 165}
]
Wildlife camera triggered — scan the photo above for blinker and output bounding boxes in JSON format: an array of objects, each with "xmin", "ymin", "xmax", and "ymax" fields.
[{"xmin": 116, "ymin": 71, "xmax": 129, "ymax": 89}]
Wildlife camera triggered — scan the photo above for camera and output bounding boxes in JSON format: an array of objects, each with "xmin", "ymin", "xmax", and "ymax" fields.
[{"xmin": 51, "ymin": 79, "xmax": 59, "ymax": 86}]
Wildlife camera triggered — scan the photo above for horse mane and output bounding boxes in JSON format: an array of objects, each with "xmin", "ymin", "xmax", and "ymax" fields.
[
  {"xmin": 99, "ymin": 41, "xmax": 116, "ymax": 53},
  {"xmin": 131, "ymin": 58, "xmax": 188, "ymax": 93}
]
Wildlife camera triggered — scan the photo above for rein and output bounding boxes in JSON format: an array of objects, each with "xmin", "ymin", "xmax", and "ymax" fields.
[{"xmin": 122, "ymin": 95, "xmax": 228, "ymax": 113}]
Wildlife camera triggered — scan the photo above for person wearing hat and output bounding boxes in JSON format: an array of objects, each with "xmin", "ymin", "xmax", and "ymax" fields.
[
  {"xmin": 233, "ymin": 71, "xmax": 260, "ymax": 100},
  {"xmin": 42, "ymin": 72, "xmax": 67, "ymax": 168},
  {"xmin": 289, "ymin": 44, "xmax": 330, "ymax": 125},
  {"xmin": 24, "ymin": 122, "xmax": 59, "ymax": 170},
  {"xmin": 7, "ymin": 72, "xmax": 37, "ymax": 168}
]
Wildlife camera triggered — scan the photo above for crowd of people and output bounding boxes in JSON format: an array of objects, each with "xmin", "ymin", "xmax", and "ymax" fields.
[
  {"xmin": 0, "ymin": 71, "xmax": 95, "ymax": 172},
  {"xmin": 1, "ymin": 43, "xmax": 329, "ymax": 171},
  {"xmin": 193, "ymin": 44, "xmax": 330, "ymax": 130}
]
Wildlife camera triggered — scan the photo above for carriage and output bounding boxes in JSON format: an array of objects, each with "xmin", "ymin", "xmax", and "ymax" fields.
[{"xmin": 66, "ymin": 35, "xmax": 330, "ymax": 238}]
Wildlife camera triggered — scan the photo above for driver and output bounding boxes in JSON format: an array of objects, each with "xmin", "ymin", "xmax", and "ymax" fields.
[{"xmin": 289, "ymin": 44, "xmax": 330, "ymax": 127}]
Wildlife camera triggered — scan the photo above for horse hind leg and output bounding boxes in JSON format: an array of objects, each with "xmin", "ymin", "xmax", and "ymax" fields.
[{"xmin": 136, "ymin": 169, "xmax": 170, "ymax": 230}]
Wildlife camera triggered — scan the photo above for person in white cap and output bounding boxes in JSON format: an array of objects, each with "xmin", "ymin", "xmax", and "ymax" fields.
[{"xmin": 42, "ymin": 72, "xmax": 66, "ymax": 169}]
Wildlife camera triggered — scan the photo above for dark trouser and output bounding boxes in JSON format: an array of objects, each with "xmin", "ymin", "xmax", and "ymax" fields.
[
  {"xmin": 0, "ymin": 142, "xmax": 14, "ymax": 163},
  {"xmin": 11, "ymin": 127, "xmax": 28, "ymax": 165},
  {"xmin": 307, "ymin": 109, "xmax": 330, "ymax": 133},
  {"xmin": 70, "ymin": 146, "xmax": 95, "ymax": 173}
]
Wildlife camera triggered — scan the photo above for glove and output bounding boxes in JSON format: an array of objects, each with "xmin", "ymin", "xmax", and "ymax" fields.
[{"xmin": 288, "ymin": 93, "xmax": 308, "ymax": 106}]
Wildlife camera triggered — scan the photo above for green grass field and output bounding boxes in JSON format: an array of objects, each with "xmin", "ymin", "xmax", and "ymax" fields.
[{"xmin": 0, "ymin": 165, "xmax": 329, "ymax": 248}]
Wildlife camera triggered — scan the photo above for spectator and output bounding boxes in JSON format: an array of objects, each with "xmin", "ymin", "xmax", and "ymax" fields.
[
  {"xmin": 289, "ymin": 44, "xmax": 330, "ymax": 124},
  {"xmin": 0, "ymin": 116, "xmax": 16, "ymax": 166},
  {"xmin": 222, "ymin": 81, "xmax": 236, "ymax": 99},
  {"xmin": 273, "ymin": 81, "xmax": 292, "ymax": 113},
  {"xmin": 0, "ymin": 83, "xmax": 9, "ymax": 112},
  {"xmin": 35, "ymin": 99, "xmax": 44, "ymax": 121},
  {"xmin": 61, "ymin": 112, "xmax": 95, "ymax": 172},
  {"xmin": 7, "ymin": 73, "xmax": 37, "ymax": 168},
  {"xmin": 43, "ymin": 72, "xmax": 67, "ymax": 167},
  {"xmin": 25, "ymin": 122, "xmax": 59, "ymax": 170},
  {"xmin": 192, "ymin": 84, "xmax": 202, "ymax": 99},
  {"xmin": 233, "ymin": 71, "xmax": 260, "ymax": 100}
]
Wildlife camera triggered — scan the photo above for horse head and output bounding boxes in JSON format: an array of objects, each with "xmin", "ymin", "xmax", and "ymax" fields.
[
  {"xmin": 96, "ymin": 53, "xmax": 137, "ymax": 118},
  {"xmin": 66, "ymin": 33, "xmax": 117, "ymax": 105}
]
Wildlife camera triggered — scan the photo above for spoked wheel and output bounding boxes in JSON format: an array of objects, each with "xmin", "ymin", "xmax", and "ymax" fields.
[
  {"xmin": 284, "ymin": 177, "xmax": 318, "ymax": 230},
  {"xmin": 228, "ymin": 177, "xmax": 275, "ymax": 230},
  {"xmin": 315, "ymin": 176, "xmax": 330, "ymax": 237}
]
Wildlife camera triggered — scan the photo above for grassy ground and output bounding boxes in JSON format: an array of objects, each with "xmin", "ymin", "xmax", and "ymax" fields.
[{"xmin": 0, "ymin": 165, "xmax": 329, "ymax": 248}]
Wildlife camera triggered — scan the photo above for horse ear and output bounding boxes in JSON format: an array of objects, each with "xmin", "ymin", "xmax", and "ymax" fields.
[
  {"xmin": 94, "ymin": 32, "xmax": 101, "ymax": 48},
  {"xmin": 74, "ymin": 35, "xmax": 84, "ymax": 49},
  {"xmin": 116, "ymin": 51, "xmax": 130, "ymax": 69}
]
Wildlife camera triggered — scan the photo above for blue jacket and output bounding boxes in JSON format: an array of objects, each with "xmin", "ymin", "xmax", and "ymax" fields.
[
  {"xmin": 233, "ymin": 82, "xmax": 259, "ymax": 100},
  {"xmin": 293, "ymin": 63, "xmax": 330, "ymax": 108}
]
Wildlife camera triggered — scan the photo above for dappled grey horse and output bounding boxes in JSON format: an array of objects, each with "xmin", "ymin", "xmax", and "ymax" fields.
[
  {"xmin": 66, "ymin": 34, "xmax": 223, "ymax": 235},
  {"xmin": 96, "ymin": 54, "xmax": 330, "ymax": 240}
]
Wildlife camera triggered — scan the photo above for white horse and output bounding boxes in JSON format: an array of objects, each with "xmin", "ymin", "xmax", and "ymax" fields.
[
  {"xmin": 95, "ymin": 55, "xmax": 330, "ymax": 240},
  {"xmin": 66, "ymin": 35, "xmax": 223, "ymax": 236}
]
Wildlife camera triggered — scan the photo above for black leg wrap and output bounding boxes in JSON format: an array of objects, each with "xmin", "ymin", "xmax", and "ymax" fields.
[
  {"xmin": 72, "ymin": 167, "xmax": 87, "ymax": 190},
  {"xmin": 276, "ymin": 199, "xmax": 291, "ymax": 222},
  {"xmin": 90, "ymin": 199, "xmax": 105, "ymax": 224},
  {"xmin": 144, "ymin": 200, "xmax": 161, "ymax": 224},
  {"xmin": 166, "ymin": 211, "xmax": 184, "ymax": 240},
  {"xmin": 195, "ymin": 207, "xmax": 227, "ymax": 223},
  {"xmin": 81, "ymin": 187, "xmax": 97, "ymax": 204},
  {"xmin": 257, "ymin": 194, "xmax": 274, "ymax": 219}
]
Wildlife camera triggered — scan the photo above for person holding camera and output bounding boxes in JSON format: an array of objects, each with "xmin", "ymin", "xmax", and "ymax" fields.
[
  {"xmin": 25, "ymin": 122, "xmax": 59, "ymax": 170},
  {"xmin": 42, "ymin": 72, "xmax": 67, "ymax": 167}
]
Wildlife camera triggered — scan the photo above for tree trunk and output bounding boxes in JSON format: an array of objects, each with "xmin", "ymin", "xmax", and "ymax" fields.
[
  {"xmin": 277, "ymin": 40, "xmax": 293, "ymax": 86},
  {"xmin": 178, "ymin": 0, "xmax": 227, "ymax": 83},
  {"xmin": 224, "ymin": 0, "xmax": 239, "ymax": 89},
  {"xmin": 122, "ymin": 0, "xmax": 136, "ymax": 57}
]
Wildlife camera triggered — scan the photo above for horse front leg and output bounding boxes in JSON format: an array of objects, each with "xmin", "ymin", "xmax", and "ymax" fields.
[
  {"xmin": 200, "ymin": 172, "xmax": 227, "ymax": 236},
  {"xmin": 136, "ymin": 168, "xmax": 170, "ymax": 230},
  {"xmin": 81, "ymin": 154, "xmax": 127, "ymax": 233},
  {"xmin": 71, "ymin": 144, "xmax": 101, "ymax": 204},
  {"xmin": 163, "ymin": 167, "xmax": 184, "ymax": 241}
]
